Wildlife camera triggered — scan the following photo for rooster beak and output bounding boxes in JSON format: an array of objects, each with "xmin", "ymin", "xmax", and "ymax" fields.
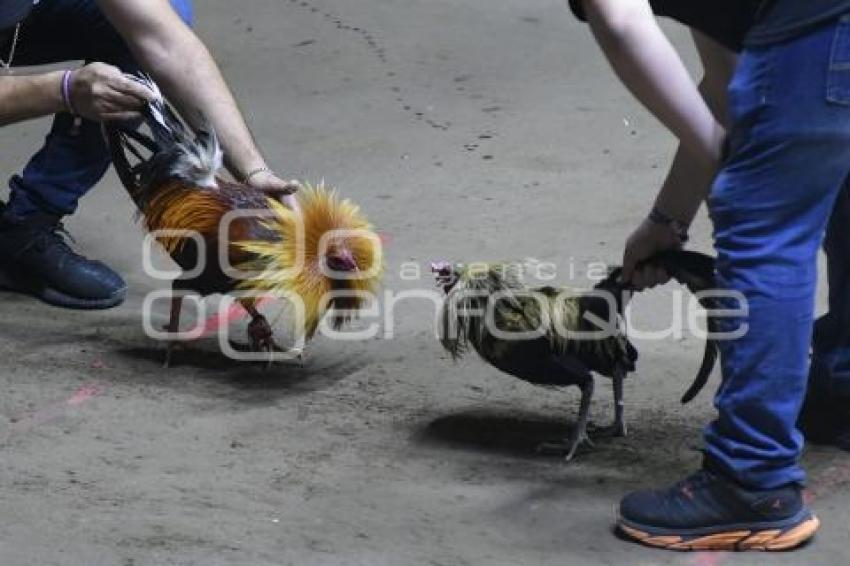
[{"xmin": 326, "ymin": 248, "xmax": 359, "ymax": 273}]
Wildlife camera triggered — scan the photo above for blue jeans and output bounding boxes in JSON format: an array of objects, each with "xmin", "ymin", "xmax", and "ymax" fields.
[
  {"xmin": 705, "ymin": 15, "xmax": 850, "ymax": 489},
  {"xmin": 4, "ymin": 0, "xmax": 193, "ymax": 220}
]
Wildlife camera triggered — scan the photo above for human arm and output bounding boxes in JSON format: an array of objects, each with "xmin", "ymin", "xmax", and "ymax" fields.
[
  {"xmin": 96, "ymin": 0, "xmax": 296, "ymax": 198},
  {"xmin": 622, "ymin": 31, "xmax": 737, "ymax": 286},
  {"xmin": 579, "ymin": 0, "xmax": 737, "ymax": 282},
  {"xmin": 583, "ymin": 0, "xmax": 726, "ymax": 170},
  {"xmin": 0, "ymin": 63, "xmax": 155, "ymax": 126},
  {"xmin": 0, "ymin": 72, "xmax": 65, "ymax": 126}
]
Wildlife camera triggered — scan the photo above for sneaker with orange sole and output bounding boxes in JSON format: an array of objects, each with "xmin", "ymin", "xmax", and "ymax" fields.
[{"xmin": 617, "ymin": 468, "xmax": 819, "ymax": 551}]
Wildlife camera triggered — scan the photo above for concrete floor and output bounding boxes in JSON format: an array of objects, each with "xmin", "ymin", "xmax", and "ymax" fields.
[{"xmin": 1, "ymin": 1, "xmax": 848, "ymax": 564}]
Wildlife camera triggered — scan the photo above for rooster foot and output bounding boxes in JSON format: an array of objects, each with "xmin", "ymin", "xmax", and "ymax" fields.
[
  {"xmin": 537, "ymin": 379, "xmax": 596, "ymax": 462},
  {"xmin": 161, "ymin": 325, "xmax": 189, "ymax": 368},
  {"xmin": 536, "ymin": 429, "xmax": 595, "ymax": 462},
  {"xmin": 588, "ymin": 419, "xmax": 628, "ymax": 438},
  {"xmin": 247, "ymin": 314, "xmax": 280, "ymax": 369}
]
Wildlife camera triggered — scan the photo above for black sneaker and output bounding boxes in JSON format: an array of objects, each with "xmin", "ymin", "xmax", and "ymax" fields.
[
  {"xmin": 617, "ymin": 468, "xmax": 819, "ymax": 551},
  {"xmin": 0, "ymin": 209, "xmax": 127, "ymax": 310}
]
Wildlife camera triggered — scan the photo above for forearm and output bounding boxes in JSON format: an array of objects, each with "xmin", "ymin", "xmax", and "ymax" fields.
[
  {"xmin": 653, "ymin": 39, "xmax": 737, "ymax": 225},
  {"xmin": 97, "ymin": 0, "xmax": 269, "ymax": 179},
  {"xmin": 652, "ymin": 144, "xmax": 714, "ymax": 224},
  {"xmin": 584, "ymin": 0, "xmax": 724, "ymax": 167},
  {"xmin": 0, "ymin": 72, "xmax": 64, "ymax": 126},
  {"xmin": 136, "ymin": 30, "xmax": 267, "ymax": 179}
]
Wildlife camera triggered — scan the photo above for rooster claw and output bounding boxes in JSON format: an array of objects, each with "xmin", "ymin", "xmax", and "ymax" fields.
[
  {"xmin": 245, "ymin": 314, "xmax": 281, "ymax": 368},
  {"xmin": 161, "ymin": 336, "xmax": 188, "ymax": 369},
  {"xmin": 536, "ymin": 433, "xmax": 595, "ymax": 462},
  {"xmin": 587, "ymin": 420, "xmax": 628, "ymax": 438}
]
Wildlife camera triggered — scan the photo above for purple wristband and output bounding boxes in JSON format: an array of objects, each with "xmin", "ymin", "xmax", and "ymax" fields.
[{"xmin": 61, "ymin": 70, "xmax": 77, "ymax": 115}]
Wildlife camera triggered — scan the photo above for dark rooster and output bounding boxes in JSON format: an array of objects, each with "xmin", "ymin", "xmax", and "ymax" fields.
[
  {"xmin": 433, "ymin": 250, "xmax": 717, "ymax": 461},
  {"xmin": 104, "ymin": 77, "xmax": 382, "ymax": 366}
]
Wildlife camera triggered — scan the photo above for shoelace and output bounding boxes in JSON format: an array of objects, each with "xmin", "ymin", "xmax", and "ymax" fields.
[
  {"xmin": 674, "ymin": 469, "xmax": 716, "ymax": 493},
  {"xmin": 31, "ymin": 223, "xmax": 80, "ymax": 257}
]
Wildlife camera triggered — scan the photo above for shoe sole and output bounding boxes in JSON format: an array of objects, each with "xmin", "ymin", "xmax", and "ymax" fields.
[
  {"xmin": 618, "ymin": 514, "xmax": 820, "ymax": 551},
  {"xmin": 39, "ymin": 285, "xmax": 127, "ymax": 310},
  {"xmin": 0, "ymin": 270, "xmax": 126, "ymax": 310}
]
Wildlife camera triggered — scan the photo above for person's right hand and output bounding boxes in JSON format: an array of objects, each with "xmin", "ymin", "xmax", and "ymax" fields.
[
  {"xmin": 68, "ymin": 63, "xmax": 156, "ymax": 122},
  {"xmin": 621, "ymin": 217, "xmax": 683, "ymax": 289}
]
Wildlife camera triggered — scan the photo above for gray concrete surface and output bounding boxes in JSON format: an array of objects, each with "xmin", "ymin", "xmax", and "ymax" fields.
[{"xmin": 1, "ymin": 1, "xmax": 848, "ymax": 564}]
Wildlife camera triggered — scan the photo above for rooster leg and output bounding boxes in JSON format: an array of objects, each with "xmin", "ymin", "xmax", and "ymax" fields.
[
  {"xmin": 611, "ymin": 368, "xmax": 628, "ymax": 437},
  {"xmin": 587, "ymin": 369, "xmax": 628, "ymax": 437},
  {"xmin": 537, "ymin": 378, "xmax": 595, "ymax": 462},
  {"xmin": 564, "ymin": 378, "xmax": 596, "ymax": 461},
  {"xmin": 162, "ymin": 294, "xmax": 184, "ymax": 369},
  {"xmin": 243, "ymin": 304, "xmax": 278, "ymax": 368}
]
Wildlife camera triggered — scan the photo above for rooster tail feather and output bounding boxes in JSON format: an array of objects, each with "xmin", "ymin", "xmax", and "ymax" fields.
[
  {"xmin": 651, "ymin": 250, "xmax": 720, "ymax": 404},
  {"xmin": 680, "ymin": 339, "xmax": 718, "ymax": 404},
  {"xmin": 592, "ymin": 250, "xmax": 719, "ymax": 402},
  {"xmin": 105, "ymin": 74, "xmax": 222, "ymax": 210}
]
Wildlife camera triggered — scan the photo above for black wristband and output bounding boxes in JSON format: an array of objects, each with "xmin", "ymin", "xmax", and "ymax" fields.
[{"xmin": 648, "ymin": 207, "xmax": 690, "ymax": 244}]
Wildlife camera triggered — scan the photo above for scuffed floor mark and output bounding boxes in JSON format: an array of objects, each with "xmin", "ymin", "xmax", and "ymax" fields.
[{"xmin": 1, "ymin": 382, "xmax": 106, "ymax": 443}]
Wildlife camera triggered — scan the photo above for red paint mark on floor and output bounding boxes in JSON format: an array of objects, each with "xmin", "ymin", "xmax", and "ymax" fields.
[
  {"xmin": 805, "ymin": 460, "xmax": 850, "ymax": 504},
  {"xmin": 66, "ymin": 383, "xmax": 104, "ymax": 407},
  {"xmin": 2, "ymin": 382, "xmax": 106, "ymax": 442},
  {"xmin": 192, "ymin": 296, "xmax": 273, "ymax": 339},
  {"xmin": 690, "ymin": 552, "xmax": 729, "ymax": 566}
]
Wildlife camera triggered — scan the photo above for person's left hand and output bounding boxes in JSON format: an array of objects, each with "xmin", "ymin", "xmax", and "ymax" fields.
[{"xmin": 245, "ymin": 170, "xmax": 301, "ymax": 211}]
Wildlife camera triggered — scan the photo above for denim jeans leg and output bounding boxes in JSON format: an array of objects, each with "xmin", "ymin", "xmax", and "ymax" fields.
[
  {"xmin": 703, "ymin": 19, "xmax": 850, "ymax": 489},
  {"xmin": 811, "ymin": 181, "xmax": 850, "ymax": 397},
  {"xmin": 4, "ymin": 0, "xmax": 194, "ymax": 220}
]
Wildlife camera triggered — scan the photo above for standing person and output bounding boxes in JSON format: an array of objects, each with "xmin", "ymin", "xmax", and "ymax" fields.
[
  {"xmin": 0, "ymin": 0, "xmax": 296, "ymax": 309},
  {"xmin": 572, "ymin": 0, "xmax": 850, "ymax": 551}
]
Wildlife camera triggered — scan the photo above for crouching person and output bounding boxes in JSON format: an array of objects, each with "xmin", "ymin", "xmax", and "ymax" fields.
[{"xmin": 0, "ymin": 0, "xmax": 292, "ymax": 309}]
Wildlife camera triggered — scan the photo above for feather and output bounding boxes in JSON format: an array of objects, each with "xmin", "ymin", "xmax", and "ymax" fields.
[
  {"xmin": 103, "ymin": 78, "xmax": 382, "ymax": 362},
  {"xmin": 438, "ymin": 251, "xmax": 718, "ymax": 400},
  {"xmin": 113, "ymin": 74, "xmax": 222, "ymax": 200},
  {"xmin": 234, "ymin": 182, "xmax": 383, "ymax": 340}
]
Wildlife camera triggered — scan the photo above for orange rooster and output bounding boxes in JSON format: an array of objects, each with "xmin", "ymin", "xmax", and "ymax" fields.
[{"xmin": 104, "ymin": 77, "xmax": 382, "ymax": 366}]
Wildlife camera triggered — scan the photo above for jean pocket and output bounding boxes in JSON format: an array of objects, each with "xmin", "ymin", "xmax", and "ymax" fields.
[{"xmin": 827, "ymin": 16, "xmax": 850, "ymax": 105}]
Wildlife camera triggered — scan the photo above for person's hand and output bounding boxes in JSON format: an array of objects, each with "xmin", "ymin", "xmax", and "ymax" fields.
[
  {"xmin": 245, "ymin": 170, "xmax": 301, "ymax": 211},
  {"xmin": 68, "ymin": 63, "xmax": 155, "ymax": 122},
  {"xmin": 621, "ymin": 217, "xmax": 683, "ymax": 289}
]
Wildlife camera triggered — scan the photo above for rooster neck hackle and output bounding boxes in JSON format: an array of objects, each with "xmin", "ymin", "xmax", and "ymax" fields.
[
  {"xmin": 439, "ymin": 261, "xmax": 628, "ymax": 368},
  {"xmin": 235, "ymin": 183, "xmax": 383, "ymax": 339}
]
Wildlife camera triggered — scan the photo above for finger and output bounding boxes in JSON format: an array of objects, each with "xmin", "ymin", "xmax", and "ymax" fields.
[
  {"xmin": 282, "ymin": 193, "xmax": 300, "ymax": 212},
  {"xmin": 110, "ymin": 74, "xmax": 157, "ymax": 102},
  {"xmin": 273, "ymin": 185, "xmax": 299, "ymax": 196},
  {"xmin": 260, "ymin": 184, "xmax": 298, "ymax": 196},
  {"xmin": 644, "ymin": 267, "xmax": 661, "ymax": 288},
  {"xmin": 101, "ymin": 89, "xmax": 148, "ymax": 111},
  {"xmin": 621, "ymin": 255, "xmax": 637, "ymax": 283},
  {"xmin": 641, "ymin": 267, "xmax": 659, "ymax": 289},
  {"xmin": 101, "ymin": 111, "xmax": 143, "ymax": 123}
]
